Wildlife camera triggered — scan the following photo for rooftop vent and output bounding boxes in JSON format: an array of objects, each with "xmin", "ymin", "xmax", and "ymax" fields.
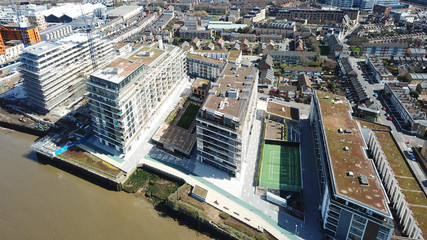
[
  {"xmin": 281, "ymin": 107, "xmax": 286, "ymax": 112},
  {"xmin": 343, "ymin": 146, "xmax": 349, "ymax": 151},
  {"xmin": 218, "ymin": 101, "xmax": 225, "ymax": 109},
  {"xmin": 344, "ymin": 129, "xmax": 352, "ymax": 133},
  {"xmin": 358, "ymin": 175, "xmax": 369, "ymax": 185},
  {"xmin": 324, "ymin": 96, "xmax": 330, "ymax": 99},
  {"xmin": 338, "ymin": 128, "xmax": 343, "ymax": 133},
  {"xmin": 136, "ymin": 51, "xmax": 154, "ymax": 58},
  {"xmin": 346, "ymin": 171, "xmax": 354, "ymax": 177}
]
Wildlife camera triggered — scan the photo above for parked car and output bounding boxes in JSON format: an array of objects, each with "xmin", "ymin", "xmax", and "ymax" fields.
[
  {"xmin": 385, "ymin": 113, "xmax": 390, "ymax": 117},
  {"xmin": 382, "ymin": 107, "xmax": 386, "ymax": 111},
  {"xmin": 387, "ymin": 116, "xmax": 392, "ymax": 120}
]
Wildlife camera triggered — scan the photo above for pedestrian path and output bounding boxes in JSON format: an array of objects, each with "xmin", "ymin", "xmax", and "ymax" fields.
[{"xmin": 142, "ymin": 155, "xmax": 301, "ymax": 240}]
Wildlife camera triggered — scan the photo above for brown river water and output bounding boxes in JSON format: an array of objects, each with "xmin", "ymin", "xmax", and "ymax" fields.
[{"xmin": 0, "ymin": 128, "xmax": 207, "ymax": 240}]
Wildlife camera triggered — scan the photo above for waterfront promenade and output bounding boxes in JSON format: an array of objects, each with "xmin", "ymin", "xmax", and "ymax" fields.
[{"xmin": 141, "ymin": 155, "xmax": 301, "ymax": 240}]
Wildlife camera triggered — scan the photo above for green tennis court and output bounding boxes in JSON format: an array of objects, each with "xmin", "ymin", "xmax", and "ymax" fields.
[{"xmin": 259, "ymin": 143, "xmax": 301, "ymax": 191}]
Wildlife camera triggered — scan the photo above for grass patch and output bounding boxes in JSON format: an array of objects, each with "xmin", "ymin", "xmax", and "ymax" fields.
[
  {"xmin": 401, "ymin": 190, "xmax": 427, "ymax": 206},
  {"xmin": 122, "ymin": 168, "xmax": 152, "ymax": 193},
  {"xmin": 176, "ymin": 103, "xmax": 200, "ymax": 129},
  {"xmin": 319, "ymin": 46, "xmax": 329, "ymax": 56},
  {"xmin": 166, "ymin": 111, "xmax": 177, "ymax": 124},
  {"xmin": 411, "ymin": 206, "xmax": 427, "ymax": 236},
  {"xmin": 395, "ymin": 176, "xmax": 421, "ymax": 191},
  {"xmin": 58, "ymin": 146, "xmax": 122, "ymax": 177},
  {"xmin": 219, "ymin": 212, "xmax": 230, "ymax": 220},
  {"xmin": 350, "ymin": 46, "xmax": 361, "ymax": 55},
  {"xmin": 375, "ymin": 132, "xmax": 413, "ymax": 177}
]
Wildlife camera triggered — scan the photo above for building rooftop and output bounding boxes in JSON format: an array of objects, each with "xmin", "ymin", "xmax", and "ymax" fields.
[
  {"xmin": 315, "ymin": 90, "xmax": 390, "ymax": 215},
  {"xmin": 187, "ymin": 53, "xmax": 225, "ymax": 65},
  {"xmin": 107, "ymin": 5, "xmax": 142, "ymax": 17},
  {"xmin": 192, "ymin": 78, "xmax": 210, "ymax": 90},
  {"xmin": 91, "ymin": 58, "xmax": 143, "ymax": 84},
  {"xmin": 202, "ymin": 63, "xmax": 257, "ymax": 124},
  {"xmin": 266, "ymin": 102, "xmax": 299, "ymax": 122},
  {"xmin": 22, "ymin": 41, "xmax": 61, "ymax": 56},
  {"xmin": 128, "ymin": 46, "xmax": 165, "ymax": 66}
]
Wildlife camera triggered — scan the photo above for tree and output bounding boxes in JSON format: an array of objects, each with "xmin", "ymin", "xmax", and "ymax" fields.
[
  {"xmin": 306, "ymin": 36, "xmax": 320, "ymax": 54},
  {"xmin": 193, "ymin": 10, "xmax": 208, "ymax": 17},
  {"xmin": 410, "ymin": 90, "xmax": 419, "ymax": 99},
  {"xmin": 309, "ymin": 61, "xmax": 321, "ymax": 67},
  {"xmin": 322, "ymin": 59, "xmax": 337, "ymax": 71},
  {"xmin": 327, "ymin": 81, "xmax": 336, "ymax": 91}
]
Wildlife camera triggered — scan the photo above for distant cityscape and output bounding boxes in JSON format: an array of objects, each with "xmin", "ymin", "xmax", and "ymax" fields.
[{"xmin": 0, "ymin": 0, "xmax": 426, "ymax": 239}]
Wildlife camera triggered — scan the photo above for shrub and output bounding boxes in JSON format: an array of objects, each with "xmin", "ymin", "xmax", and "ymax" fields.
[{"xmin": 219, "ymin": 212, "xmax": 230, "ymax": 220}]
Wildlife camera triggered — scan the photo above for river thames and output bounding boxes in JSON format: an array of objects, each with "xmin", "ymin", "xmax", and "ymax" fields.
[{"xmin": 0, "ymin": 128, "xmax": 207, "ymax": 239}]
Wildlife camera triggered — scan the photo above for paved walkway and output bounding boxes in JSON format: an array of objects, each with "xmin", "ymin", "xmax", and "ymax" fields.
[{"xmin": 142, "ymin": 155, "xmax": 301, "ymax": 240}]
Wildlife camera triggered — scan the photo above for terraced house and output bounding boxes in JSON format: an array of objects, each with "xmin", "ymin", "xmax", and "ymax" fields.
[
  {"xmin": 310, "ymin": 91, "xmax": 393, "ymax": 240},
  {"xmin": 87, "ymin": 42, "xmax": 186, "ymax": 155}
]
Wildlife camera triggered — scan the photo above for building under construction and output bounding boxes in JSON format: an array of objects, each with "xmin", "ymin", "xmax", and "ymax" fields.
[{"xmin": 20, "ymin": 32, "xmax": 113, "ymax": 113}]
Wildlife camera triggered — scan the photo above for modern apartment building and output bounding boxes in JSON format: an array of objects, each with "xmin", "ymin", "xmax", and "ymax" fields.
[
  {"xmin": 365, "ymin": 55, "xmax": 397, "ymax": 84},
  {"xmin": 23, "ymin": 11, "xmax": 47, "ymax": 30},
  {"xmin": 0, "ymin": 25, "xmax": 41, "ymax": 45},
  {"xmin": 310, "ymin": 91, "xmax": 393, "ymax": 240},
  {"xmin": 384, "ymin": 83, "xmax": 427, "ymax": 132},
  {"xmin": 362, "ymin": 42, "xmax": 408, "ymax": 57},
  {"xmin": 0, "ymin": 40, "xmax": 23, "ymax": 65},
  {"xmin": 20, "ymin": 33, "xmax": 113, "ymax": 112},
  {"xmin": 196, "ymin": 63, "xmax": 258, "ymax": 176},
  {"xmin": 40, "ymin": 24, "xmax": 73, "ymax": 41},
  {"xmin": 87, "ymin": 43, "xmax": 186, "ymax": 155},
  {"xmin": 187, "ymin": 53, "xmax": 226, "ymax": 80},
  {"xmin": 276, "ymin": 8, "xmax": 359, "ymax": 24},
  {"xmin": 179, "ymin": 29, "xmax": 213, "ymax": 39},
  {"xmin": 263, "ymin": 50, "xmax": 316, "ymax": 64}
]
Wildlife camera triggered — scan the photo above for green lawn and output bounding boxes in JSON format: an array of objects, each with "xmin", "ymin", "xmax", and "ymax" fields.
[{"xmin": 176, "ymin": 103, "xmax": 200, "ymax": 130}]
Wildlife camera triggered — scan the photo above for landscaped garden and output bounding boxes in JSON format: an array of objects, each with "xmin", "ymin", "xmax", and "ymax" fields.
[{"xmin": 176, "ymin": 103, "xmax": 200, "ymax": 130}]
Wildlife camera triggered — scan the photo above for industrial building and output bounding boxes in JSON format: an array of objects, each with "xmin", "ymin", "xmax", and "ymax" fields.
[
  {"xmin": 196, "ymin": 62, "xmax": 259, "ymax": 176},
  {"xmin": 87, "ymin": 42, "xmax": 186, "ymax": 155},
  {"xmin": 310, "ymin": 91, "xmax": 393, "ymax": 240},
  {"xmin": 20, "ymin": 33, "xmax": 113, "ymax": 112}
]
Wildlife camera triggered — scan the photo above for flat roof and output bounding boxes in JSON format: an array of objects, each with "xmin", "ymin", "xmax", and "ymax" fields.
[
  {"xmin": 267, "ymin": 102, "xmax": 299, "ymax": 122},
  {"xmin": 152, "ymin": 123, "xmax": 196, "ymax": 155},
  {"xmin": 187, "ymin": 53, "xmax": 224, "ymax": 65},
  {"xmin": 128, "ymin": 46, "xmax": 165, "ymax": 66},
  {"xmin": 374, "ymin": 131, "xmax": 427, "ymax": 236},
  {"xmin": 91, "ymin": 58, "xmax": 142, "ymax": 84},
  {"xmin": 202, "ymin": 63, "xmax": 256, "ymax": 123},
  {"xmin": 22, "ymin": 41, "xmax": 61, "ymax": 56},
  {"xmin": 316, "ymin": 91, "xmax": 390, "ymax": 215}
]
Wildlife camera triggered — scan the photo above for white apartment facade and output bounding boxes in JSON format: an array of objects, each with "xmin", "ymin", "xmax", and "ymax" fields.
[
  {"xmin": 187, "ymin": 53, "xmax": 226, "ymax": 81},
  {"xmin": 196, "ymin": 63, "xmax": 258, "ymax": 176},
  {"xmin": 87, "ymin": 43, "xmax": 186, "ymax": 155},
  {"xmin": 20, "ymin": 33, "xmax": 113, "ymax": 112},
  {"xmin": 0, "ymin": 40, "xmax": 24, "ymax": 65}
]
